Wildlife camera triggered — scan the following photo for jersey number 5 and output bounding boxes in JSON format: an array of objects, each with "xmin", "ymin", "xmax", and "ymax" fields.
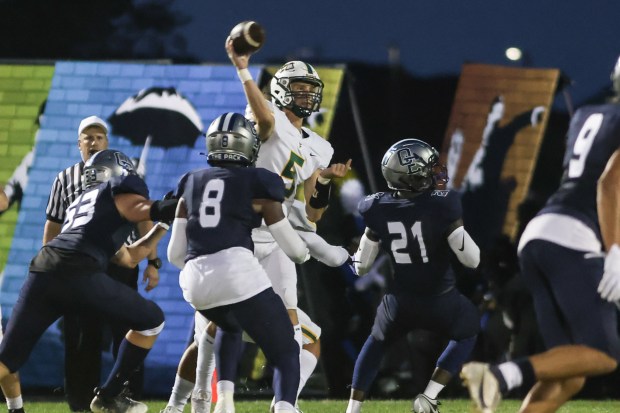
[
  {"xmin": 387, "ymin": 221, "xmax": 429, "ymax": 264},
  {"xmin": 199, "ymin": 179, "xmax": 224, "ymax": 228},
  {"xmin": 568, "ymin": 113, "xmax": 603, "ymax": 178}
]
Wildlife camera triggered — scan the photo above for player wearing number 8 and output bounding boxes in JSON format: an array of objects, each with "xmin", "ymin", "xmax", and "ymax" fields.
[
  {"xmin": 346, "ymin": 138, "xmax": 481, "ymax": 413},
  {"xmin": 167, "ymin": 112, "xmax": 310, "ymax": 413},
  {"xmin": 461, "ymin": 56, "xmax": 620, "ymax": 413}
]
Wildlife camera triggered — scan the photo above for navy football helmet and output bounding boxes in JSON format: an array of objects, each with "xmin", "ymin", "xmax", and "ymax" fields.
[
  {"xmin": 381, "ymin": 139, "xmax": 443, "ymax": 192},
  {"xmin": 270, "ymin": 61, "xmax": 324, "ymax": 118},
  {"xmin": 83, "ymin": 149, "xmax": 136, "ymax": 188},
  {"xmin": 206, "ymin": 112, "xmax": 260, "ymax": 166}
]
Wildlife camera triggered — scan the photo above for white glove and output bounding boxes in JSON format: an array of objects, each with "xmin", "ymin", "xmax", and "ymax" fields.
[{"xmin": 598, "ymin": 244, "xmax": 620, "ymax": 302}]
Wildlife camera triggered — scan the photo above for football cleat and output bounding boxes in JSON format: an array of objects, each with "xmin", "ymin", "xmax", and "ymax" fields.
[
  {"xmin": 412, "ymin": 393, "xmax": 440, "ymax": 413},
  {"xmin": 90, "ymin": 388, "xmax": 147, "ymax": 413},
  {"xmin": 460, "ymin": 362, "xmax": 502, "ymax": 413},
  {"xmin": 8, "ymin": 409, "xmax": 25, "ymax": 413},
  {"xmin": 191, "ymin": 389, "xmax": 212, "ymax": 413},
  {"xmin": 159, "ymin": 406, "xmax": 183, "ymax": 413}
]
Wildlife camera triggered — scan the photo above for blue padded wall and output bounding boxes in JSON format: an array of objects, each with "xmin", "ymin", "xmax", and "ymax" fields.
[{"xmin": 1, "ymin": 61, "xmax": 262, "ymax": 393}]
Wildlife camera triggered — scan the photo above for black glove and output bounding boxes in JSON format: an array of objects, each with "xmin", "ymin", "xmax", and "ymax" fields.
[{"xmin": 150, "ymin": 190, "xmax": 179, "ymax": 224}]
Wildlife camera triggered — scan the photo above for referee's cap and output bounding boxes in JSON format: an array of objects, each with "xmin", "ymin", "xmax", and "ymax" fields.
[{"xmin": 78, "ymin": 116, "xmax": 108, "ymax": 135}]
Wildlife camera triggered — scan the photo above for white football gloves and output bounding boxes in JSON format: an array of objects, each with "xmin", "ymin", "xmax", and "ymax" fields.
[{"xmin": 598, "ymin": 244, "xmax": 620, "ymax": 302}]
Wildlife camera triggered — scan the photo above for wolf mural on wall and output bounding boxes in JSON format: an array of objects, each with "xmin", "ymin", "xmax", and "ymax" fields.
[{"xmin": 448, "ymin": 96, "xmax": 545, "ymax": 248}]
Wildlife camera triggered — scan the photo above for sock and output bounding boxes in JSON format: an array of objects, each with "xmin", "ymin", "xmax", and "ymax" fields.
[
  {"xmin": 496, "ymin": 358, "xmax": 536, "ymax": 393},
  {"xmin": 297, "ymin": 349, "xmax": 318, "ymax": 399},
  {"xmin": 423, "ymin": 380, "xmax": 444, "ymax": 399},
  {"xmin": 167, "ymin": 375, "xmax": 194, "ymax": 409},
  {"xmin": 515, "ymin": 357, "xmax": 536, "ymax": 390},
  {"xmin": 274, "ymin": 400, "xmax": 296, "ymax": 412},
  {"xmin": 216, "ymin": 380, "xmax": 235, "ymax": 407},
  {"xmin": 345, "ymin": 399, "xmax": 363, "ymax": 413},
  {"xmin": 6, "ymin": 396, "xmax": 23, "ymax": 410},
  {"xmin": 195, "ymin": 331, "xmax": 216, "ymax": 397},
  {"xmin": 100, "ymin": 339, "xmax": 150, "ymax": 397}
]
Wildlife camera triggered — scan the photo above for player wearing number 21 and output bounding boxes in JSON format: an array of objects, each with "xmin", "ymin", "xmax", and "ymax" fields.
[
  {"xmin": 461, "ymin": 56, "xmax": 620, "ymax": 413},
  {"xmin": 346, "ymin": 139, "xmax": 481, "ymax": 413}
]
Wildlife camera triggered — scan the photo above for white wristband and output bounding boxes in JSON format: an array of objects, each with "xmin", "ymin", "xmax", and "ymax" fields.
[
  {"xmin": 157, "ymin": 222, "xmax": 170, "ymax": 231},
  {"xmin": 317, "ymin": 176, "xmax": 331, "ymax": 185},
  {"xmin": 237, "ymin": 68, "xmax": 253, "ymax": 83}
]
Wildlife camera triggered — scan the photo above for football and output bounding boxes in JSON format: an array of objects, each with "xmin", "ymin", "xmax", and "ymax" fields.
[{"xmin": 229, "ymin": 21, "xmax": 265, "ymax": 55}]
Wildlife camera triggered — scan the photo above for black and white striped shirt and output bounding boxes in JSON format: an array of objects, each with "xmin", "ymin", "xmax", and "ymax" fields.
[
  {"xmin": 45, "ymin": 161, "xmax": 85, "ymax": 223},
  {"xmin": 45, "ymin": 161, "xmax": 140, "ymax": 244}
]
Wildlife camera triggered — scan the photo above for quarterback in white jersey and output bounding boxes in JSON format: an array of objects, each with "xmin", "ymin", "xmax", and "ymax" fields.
[{"xmin": 227, "ymin": 39, "xmax": 351, "ymax": 411}]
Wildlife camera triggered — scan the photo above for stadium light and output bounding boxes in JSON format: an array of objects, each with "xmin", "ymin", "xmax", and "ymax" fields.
[{"xmin": 505, "ymin": 47, "xmax": 523, "ymax": 62}]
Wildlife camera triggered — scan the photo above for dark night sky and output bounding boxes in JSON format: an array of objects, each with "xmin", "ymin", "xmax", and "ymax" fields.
[{"xmin": 173, "ymin": 0, "xmax": 620, "ymax": 108}]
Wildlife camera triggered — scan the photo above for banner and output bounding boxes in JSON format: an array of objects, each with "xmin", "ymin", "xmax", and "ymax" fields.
[{"xmin": 440, "ymin": 63, "xmax": 560, "ymax": 247}]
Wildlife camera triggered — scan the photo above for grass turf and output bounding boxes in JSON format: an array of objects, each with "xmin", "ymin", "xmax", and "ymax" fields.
[{"xmin": 20, "ymin": 398, "xmax": 620, "ymax": 412}]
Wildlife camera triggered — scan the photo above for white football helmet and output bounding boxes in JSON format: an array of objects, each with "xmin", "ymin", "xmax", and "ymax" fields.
[
  {"xmin": 612, "ymin": 55, "xmax": 620, "ymax": 95},
  {"xmin": 270, "ymin": 61, "xmax": 324, "ymax": 118}
]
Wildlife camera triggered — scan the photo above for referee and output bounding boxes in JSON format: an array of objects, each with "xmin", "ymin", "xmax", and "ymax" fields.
[{"xmin": 43, "ymin": 116, "xmax": 161, "ymax": 411}]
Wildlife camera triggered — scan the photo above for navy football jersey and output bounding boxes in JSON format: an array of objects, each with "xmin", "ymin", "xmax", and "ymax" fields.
[
  {"xmin": 543, "ymin": 103, "xmax": 620, "ymax": 236},
  {"xmin": 358, "ymin": 189, "xmax": 462, "ymax": 295},
  {"xmin": 46, "ymin": 174, "xmax": 149, "ymax": 269},
  {"xmin": 177, "ymin": 166, "xmax": 285, "ymax": 261}
]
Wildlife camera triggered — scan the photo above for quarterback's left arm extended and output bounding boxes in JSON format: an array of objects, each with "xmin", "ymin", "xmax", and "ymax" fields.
[
  {"xmin": 596, "ymin": 148, "xmax": 620, "ymax": 302},
  {"xmin": 446, "ymin": 219, "xmax": 480, "ymax": 268},
  {"xmin": 111, "ymin": 222, "xmax": 170, "ymax": 268},
  {"xmin": 305, "ymin": 159, "xmax": 352, "ymax": 222},
  {"xmin": 297, "ymin": 230, "xmax": 350, "ymax": 267}
]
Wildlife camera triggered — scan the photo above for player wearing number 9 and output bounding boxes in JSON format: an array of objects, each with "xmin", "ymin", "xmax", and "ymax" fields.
[
  {"xmin": 346, "ymin": 138, "xmax": 480, "ymax": 413},
  {"xmin": 167, "ymin": 112, "xmax": 310, "ymax": 413},
  {"xmin": 461, "ymin": 56, "xmax": 620, "ymax": 413}
]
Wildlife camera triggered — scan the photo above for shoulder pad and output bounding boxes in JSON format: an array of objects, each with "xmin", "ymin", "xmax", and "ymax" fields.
[{"xmin": 302, "ymin": 129, "xmax": 334, "ymax": 165}]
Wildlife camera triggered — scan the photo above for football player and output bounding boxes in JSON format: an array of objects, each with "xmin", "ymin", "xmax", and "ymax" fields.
[
  {"xmin": 461, "ymin": 55, "xmax": 620, "ymax": 413},
  {"xmin": 167, "ymin": 112, "xmax": 311, "ymax": 413},
  {"xmin": 0, "ymin": 149, "xmax": 177, "ymax": 413},
  {"xmin": 226, "ymin": 38, "xmax": 351, "ymax": 410},
  {"xmin": 159, "ymin": 199, "xmax": 349, "ymax": 413},
  {"xmin": 345, "ymin": 139, "xmax": 480, "ymax": 413}
]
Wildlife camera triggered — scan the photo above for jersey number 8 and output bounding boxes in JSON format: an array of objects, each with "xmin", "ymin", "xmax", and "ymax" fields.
[{"xmin": 199, "ymin": 179, "xmax": 224, "ymax": 228}]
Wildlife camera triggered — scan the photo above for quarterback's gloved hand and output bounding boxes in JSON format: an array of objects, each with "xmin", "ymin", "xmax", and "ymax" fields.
[{"xmin": 598, "ymin": 244, "xmax": 620, "ymax": 302}]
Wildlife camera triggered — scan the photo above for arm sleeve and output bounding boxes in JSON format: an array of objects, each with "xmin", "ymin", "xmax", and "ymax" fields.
[
  {"xmin": 268, "ymin": 219, "xmax": 310, "ymax": 264},
  {"xmin": 297, "ymin": 231, "xmax": 349, "ymax": 267},
  {"xmin": 447, "ymin": 225, "xmax": 480, "ymax": 268},
  {"xmin": 354, "ymin": 233, "xmax": 380, "ymax": 276},
  {"xmin": 167, "ymin": 217, "xmax": 188, "ymax": 269}
]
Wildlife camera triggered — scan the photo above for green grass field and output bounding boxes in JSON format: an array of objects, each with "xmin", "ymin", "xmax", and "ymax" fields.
[{"xmin": 20, "ymin": 398, "xmax": 620, "ymax": 412}]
